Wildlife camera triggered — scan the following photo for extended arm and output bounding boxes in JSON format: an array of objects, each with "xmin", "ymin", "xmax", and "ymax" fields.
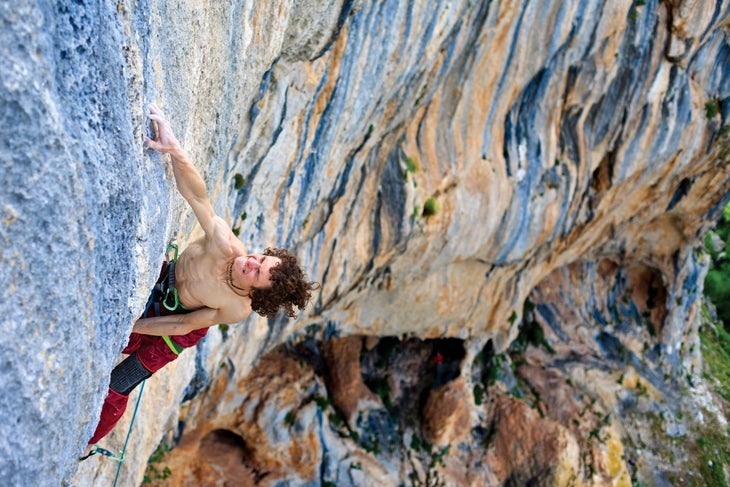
[
  {"xmin": 132, "ymin": 306, "xmax": 248, "ymax": 336},
  {"xmin": 144, "ymin": 104, "xmax": 220, "ymax": 237}
]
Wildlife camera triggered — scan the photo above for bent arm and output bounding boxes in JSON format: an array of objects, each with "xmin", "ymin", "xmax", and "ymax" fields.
[
  {"xmin": 133, "ymin": 308, "xmax": 222, "ymax": 336},
  {"xmin": 132, "ymin": 305, "xmax": 250, "ymax": 336}
]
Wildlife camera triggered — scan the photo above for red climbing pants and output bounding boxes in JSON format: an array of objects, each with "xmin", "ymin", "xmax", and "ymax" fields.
[{"xmin": 88, "ymin": 263, "xmax": 209, "ymax": 445}]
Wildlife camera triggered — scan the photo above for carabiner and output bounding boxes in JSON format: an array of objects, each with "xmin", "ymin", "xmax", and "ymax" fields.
[
  {"xmin": 163, "ymin": 287, "xmax": 180, "ymax": 311},
  {"xmin": 165, "ymin": 242, "xmax": 179, "ymax": 262}
]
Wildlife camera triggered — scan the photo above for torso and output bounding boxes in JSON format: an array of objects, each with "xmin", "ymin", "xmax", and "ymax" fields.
[{"xmin": 173, "ymin": 220, "xmax": 251, "ymax": 319}]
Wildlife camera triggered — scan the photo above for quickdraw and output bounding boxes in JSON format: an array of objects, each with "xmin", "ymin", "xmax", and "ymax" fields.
[{"xmin": 162, "ymin": 243, "xmax": 180, "ymax": 312}]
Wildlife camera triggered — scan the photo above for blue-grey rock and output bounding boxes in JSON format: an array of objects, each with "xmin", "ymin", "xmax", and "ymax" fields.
[{"xmin": 2, "ymin": 0, "xmax": 730, "ymax": 485}]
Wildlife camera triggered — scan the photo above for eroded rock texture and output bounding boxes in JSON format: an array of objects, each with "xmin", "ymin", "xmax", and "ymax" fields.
[{"xmin": 2, "ymin": 0, "xmax": 730, "ymax": 485}]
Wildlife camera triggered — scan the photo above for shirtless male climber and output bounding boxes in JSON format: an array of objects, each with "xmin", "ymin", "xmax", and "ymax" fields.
[{"xmin": 84, "ymin": 104, "xmax": 317, "ymax": 456}]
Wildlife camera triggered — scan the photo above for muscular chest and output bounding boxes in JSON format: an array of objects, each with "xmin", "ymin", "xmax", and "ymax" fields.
[{"xmin": 175, "ymin": 244, "xmax": 245, "ymax": 310}]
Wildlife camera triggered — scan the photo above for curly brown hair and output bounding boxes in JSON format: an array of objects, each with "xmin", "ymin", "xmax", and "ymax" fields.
[{"xmin": 249, "ymin": 247, "xmax": 319, "ymax": 319}]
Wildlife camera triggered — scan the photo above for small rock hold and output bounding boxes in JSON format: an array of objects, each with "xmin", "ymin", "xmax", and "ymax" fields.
[{"xmin": 2, "ymin": 205, "xmax": 19, "ymax": 227}]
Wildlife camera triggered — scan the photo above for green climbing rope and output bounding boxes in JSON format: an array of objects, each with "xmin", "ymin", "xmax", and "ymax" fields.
[{"xmin": 111, "ymin": 379, "xmax": 146, "ymax": 486}]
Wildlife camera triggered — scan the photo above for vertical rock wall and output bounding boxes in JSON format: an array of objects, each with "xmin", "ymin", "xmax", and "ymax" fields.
[
  {"xmin": 1, "ymin": 0, "xmax": 729, "ymax": 485},
  {"xmin": 1, "ymin": 2, "xmax": 163, "ymax": 483}
]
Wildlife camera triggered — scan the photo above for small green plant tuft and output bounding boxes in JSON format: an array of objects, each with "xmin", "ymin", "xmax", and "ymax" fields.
[
  {"xmin": 311, "ymin": 394, "xmax": 330, "ymax": 410},
  {"xmin": 363, "ymin": 434, "xmax": 382, "ymax": 455},
  {"xmin": 515, "ymin": 301, "xmax": 556, "ymax": 355},
  {"xmin": 410, "ymin": 433, "xmax": 423, "ymax": 452},
  {"xmin": 371, "ymin": 377, "xmax": 393, "ymax": 409},
  {"xmin": 705, "ymin": 99, "xmax": 720, "ymax": 119},
  {"xmin": 473, "ymin": 384, "xmax": 485, "ymax": 405},
  {"xmin": 233, "ymin": 173, "xmax": 245, "ymax": 190},
  {"xmin": 143, "ymin": 443, "xmax": 172, "ymax": 484},
  {"xmin": 406, "ymin": 157, "xmax": 419, "ymax": 174},
  {"xmin": 484, "ymin": 353, "xmax": 504, "ymax": 386},
  {"xmin": 328, "ymin": 410, "xmax": 345, "ymax": 429},
  {"xmin": 284, "ymin": 410, "xmax": 296, "ymax": 426},
  {"xmin": 422, "ymin": 197, "xmax": 439, "ymax": 217}
]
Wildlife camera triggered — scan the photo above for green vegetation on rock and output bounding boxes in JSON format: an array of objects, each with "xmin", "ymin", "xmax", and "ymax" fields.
[
  {"xmin": 143, "ymin": 443, "xmax": 172, "ymax": 484},
  {"xmin": 422, "ymin": 197, "xmax": 439, "ymax": 217},
  {"xmin": 701, "ymin": 317, "xmax": 730, "ymax": 403},
  {"xmin": 696, "ymin": 202, "xmax": 730, "ymax": 486},
  {"xmin": 233, "ymin": 173, "xmax": 245, "ymax": 190},
  {"xmin": 704, "ymin": 204, "xmax": 730, "ymax": 327}
]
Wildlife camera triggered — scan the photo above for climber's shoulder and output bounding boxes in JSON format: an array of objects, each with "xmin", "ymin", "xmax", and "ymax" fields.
[{"xmin": 185, "ymin": 218, "xmax": 246, "ymax": 257}]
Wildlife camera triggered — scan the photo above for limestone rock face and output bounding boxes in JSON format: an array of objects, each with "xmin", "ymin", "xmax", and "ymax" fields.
[
  {"xmin": 1, "ymin": 2, "xmax": 168, "ymax": 484},
  {"xmin": 2, "ymin": 0, "xmax": 730, "ymax": 485},
  {"xmin": 322, "ymin": 336, "xmax": 381, "ymax": 426},
  {"xmin": 485, "ymin": 395, "xmax": 584, "ymax": 486},
  {"xmin": 422, "ymin": 376, "xmax": 471, "ymax": 448}
]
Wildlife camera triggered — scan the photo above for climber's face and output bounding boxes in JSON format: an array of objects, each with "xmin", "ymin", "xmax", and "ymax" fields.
[{"xmin": 232, "ymin": 254, "xmax": 280, "ymax": 291}]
